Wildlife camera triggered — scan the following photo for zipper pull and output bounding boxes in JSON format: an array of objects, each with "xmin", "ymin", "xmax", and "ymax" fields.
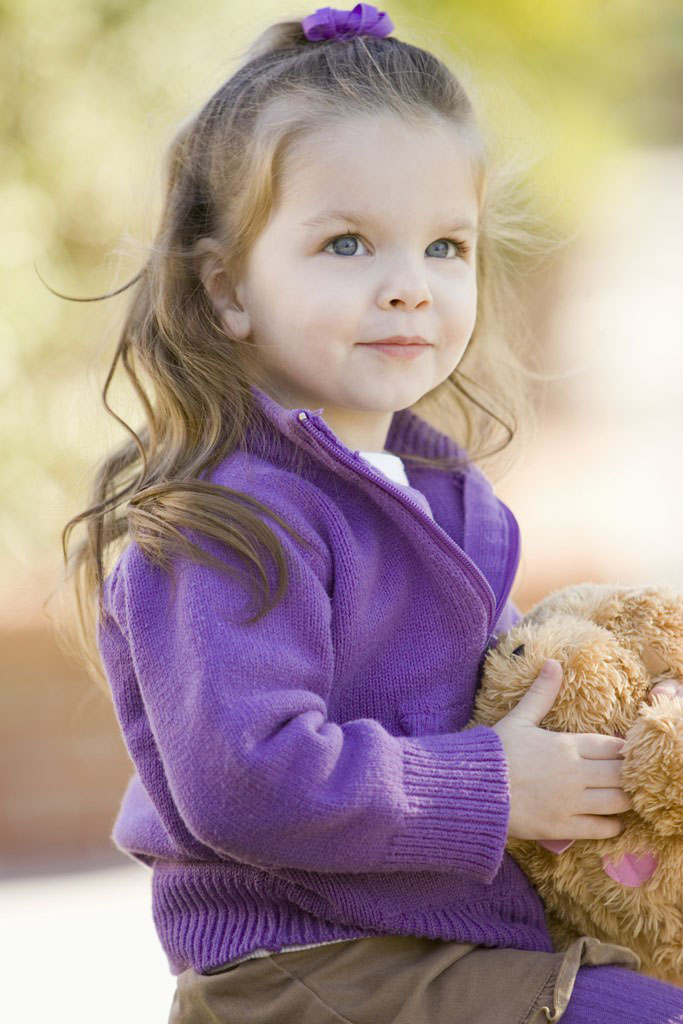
[{"xmin": 298, "ymin": 409, "xmax": 362, "ymax": 458}]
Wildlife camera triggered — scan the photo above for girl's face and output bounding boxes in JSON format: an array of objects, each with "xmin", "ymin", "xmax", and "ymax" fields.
[{"xmin": 201, "ymin": 111, "xmax": 480, "ymax": 451}]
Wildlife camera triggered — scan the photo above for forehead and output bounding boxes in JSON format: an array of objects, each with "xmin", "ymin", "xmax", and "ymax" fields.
[{"xmin": 276, "ymin": 112, "xmax": 480, "ymax": 223}]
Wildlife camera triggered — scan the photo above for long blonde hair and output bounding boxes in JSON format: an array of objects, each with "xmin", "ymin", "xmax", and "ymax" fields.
[{"xmin": 52, "ymin": 18, "xmax": 553, "ymax": 692}]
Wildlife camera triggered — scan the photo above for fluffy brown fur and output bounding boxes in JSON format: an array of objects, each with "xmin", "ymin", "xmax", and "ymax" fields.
[{"xmin": 471, "ymin": 582, "xmax": 683, "ymax": 986}]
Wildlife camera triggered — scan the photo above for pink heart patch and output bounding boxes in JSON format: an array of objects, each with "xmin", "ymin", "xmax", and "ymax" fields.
[{"xmin": 601, "ymin": 851, "xmax": 659, "ymax": 887}]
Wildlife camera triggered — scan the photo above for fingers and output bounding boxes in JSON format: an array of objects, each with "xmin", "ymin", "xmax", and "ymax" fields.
[
  {"xmin": 570, "ymin": 815, "xmax": 627, "ymax": 841},
  {"xmin": 579, "ymin": 787, "xmax": 633, "ymax": 815},
  {"xmin": 578, "ymin": 757, "xmax": 627, "ymax": 790},
  {"xmin": 576, "ymin": 734, "xmax": 627, "ymax": 760},
  {"xmin": 508, "ymin": 659, "xmax": 564, "ymax": 727}
]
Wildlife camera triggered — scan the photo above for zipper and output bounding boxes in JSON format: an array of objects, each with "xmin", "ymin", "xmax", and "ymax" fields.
[{"xmin": 296, "ymin": 411, "xmax": 497, "ymax": 629}]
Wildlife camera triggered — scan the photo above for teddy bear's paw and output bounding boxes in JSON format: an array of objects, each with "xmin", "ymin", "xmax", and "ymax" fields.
[
  {"xmin": 649, "ymin": 943, "xmax": 683, "ymax": 987},
  {"xmin": 621, "ymin": 698, "xmax": 683, "ymax": 834}
]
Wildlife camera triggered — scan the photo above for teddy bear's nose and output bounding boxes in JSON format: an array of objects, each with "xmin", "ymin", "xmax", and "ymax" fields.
[{"xmin": 511, "ymin": 644, "xmax": 526, "ymax": 657}]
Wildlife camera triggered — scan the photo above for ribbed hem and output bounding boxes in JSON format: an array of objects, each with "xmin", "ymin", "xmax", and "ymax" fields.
[
  {"xmin": 151, "ymin": 858, "xmax": 551, "ymax": 976},
  {"xmin": 152, "ymin": 862, "xmax": 382, "ymax": 975},
  {"xmin": 386, "ymin": 725, "xmax": 510, "ymax": 883}
]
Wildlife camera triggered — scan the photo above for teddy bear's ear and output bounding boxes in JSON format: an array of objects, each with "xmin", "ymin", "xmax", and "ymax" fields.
[{"xmin": 641, "ymin": 646, "xmax": 670, "ymax": 677}]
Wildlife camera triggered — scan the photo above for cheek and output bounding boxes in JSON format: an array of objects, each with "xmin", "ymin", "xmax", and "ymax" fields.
[
  {"xmin": 463, "ymin": 268, "xmax": 478, "ymax": 324},
  {"xmin": 280, "ymin": 256, "xmax": 357, "ymax": 314},
  {"xmin": 305, "ymin": 262, "xmax": 365, "ymax": 302},
  {"xmin": 253, "ymin": 277, "xmax": 333, "ymax": 337},
  {"xmin": 443, "ymin": 273, "xmax": 477, "ymax": 332}
]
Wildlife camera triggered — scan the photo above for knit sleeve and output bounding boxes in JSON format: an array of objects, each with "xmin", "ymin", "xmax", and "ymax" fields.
[{"xmin": 101, "ymin": 517, "xmax": 510, "ymax": 885}]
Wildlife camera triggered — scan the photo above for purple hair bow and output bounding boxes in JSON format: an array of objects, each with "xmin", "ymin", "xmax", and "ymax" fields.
[{"xmin": 301, "ymin": 3, "xmax": 395, "ymax": 42}]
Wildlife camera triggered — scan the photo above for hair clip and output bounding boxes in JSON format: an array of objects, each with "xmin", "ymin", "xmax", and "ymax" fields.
[{"xmin": 301, "ymin": 3, "xmax": 395, "ymax": 42}]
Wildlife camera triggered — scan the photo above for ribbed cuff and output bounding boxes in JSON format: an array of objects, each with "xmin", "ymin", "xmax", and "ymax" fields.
[
  {"xmin": 385, "ymin": 725, "xmax": 510, "ymax": 883},
  {"xmin": 560, "ymin": 964, "xmax": 683, "ymax": 1023}
]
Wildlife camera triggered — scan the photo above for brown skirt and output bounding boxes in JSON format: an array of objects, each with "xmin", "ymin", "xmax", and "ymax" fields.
[{"xmin": 167, "ymin": 933, "xmax": 641, "ymax": 1024}]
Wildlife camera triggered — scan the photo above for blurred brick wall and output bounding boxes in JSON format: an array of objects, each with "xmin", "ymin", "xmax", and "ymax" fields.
[{"xmin": 1, "ymin": 625, "xmax": 132, "ymax": 875}]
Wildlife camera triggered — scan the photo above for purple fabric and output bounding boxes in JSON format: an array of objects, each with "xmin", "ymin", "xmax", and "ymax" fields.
[
  {"xmin": 564, "ymin": 964, "xmax": 683, "ymax": 1022},
  {"xmin": 97, "ymin": 384, "xmax": 547, "ymax": 976},
  {"xmin": 490, "ymin": 595, "xmax": 522, "ymax": 639},
  {"xmin": 357, "ymin": 451, "xmax": 435, "ymax": 519},
  {"xmin": 397, "ymin": 481, "xmax": 434, "ymax": 519},
  {"xmin": 301, "ymin": 4, "xmax": 394, "ymax": 41}
]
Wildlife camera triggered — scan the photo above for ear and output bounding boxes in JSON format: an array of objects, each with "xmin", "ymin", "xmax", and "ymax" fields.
[
  {"xmin": 192, "ymin": 237, "xmax": 250, "ymax": 340},
  {"xmin": 641, "ymin": 646, "xmax": 670, "ymax": 677}
]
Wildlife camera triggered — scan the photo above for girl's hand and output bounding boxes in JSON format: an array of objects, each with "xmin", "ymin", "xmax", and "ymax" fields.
[
  {"xmin": 491, "ymin": 659, "xmax": 632, "ymax": 842},
  {"xmin": 647, "ymin": 678, "xmax": 683, "ymax": 706}
]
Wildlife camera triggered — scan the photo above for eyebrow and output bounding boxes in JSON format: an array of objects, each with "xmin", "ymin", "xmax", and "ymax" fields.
[{"xmin": 301, "ymin": 209, "xmax": 479, "ymax": 234}]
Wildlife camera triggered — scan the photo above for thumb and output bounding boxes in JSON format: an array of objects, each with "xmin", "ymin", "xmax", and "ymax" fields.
[{"xmin": 507, "ymin": 658, "xmax": 563, "ymax": 727}]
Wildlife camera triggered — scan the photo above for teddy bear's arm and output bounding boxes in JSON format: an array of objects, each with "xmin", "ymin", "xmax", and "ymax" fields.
[{"xmin": 620, "ymin": 696, "xmax": 683, "ymax": 835}]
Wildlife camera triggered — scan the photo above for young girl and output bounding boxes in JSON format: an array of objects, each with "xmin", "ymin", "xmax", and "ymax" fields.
[{"xmin": 60, "ymin": 5, "xmax": 683, "ymax": 1022}]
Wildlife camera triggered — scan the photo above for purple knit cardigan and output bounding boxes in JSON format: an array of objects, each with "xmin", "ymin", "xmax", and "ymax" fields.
[{"xmin": 97, "ymin": 385, "xmax": 553, "ymax": 975}]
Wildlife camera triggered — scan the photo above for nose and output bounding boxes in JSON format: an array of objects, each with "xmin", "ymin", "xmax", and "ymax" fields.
[
  {"xmin": 378, "ymin": 258, "xmax": 433, "ymax": 310},
  {"xmin": 388, "ymin": 289, "xmax": 431, "ymax": 309}
]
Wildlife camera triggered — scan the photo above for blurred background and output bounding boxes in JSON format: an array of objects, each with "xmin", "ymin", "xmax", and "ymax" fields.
[{"xmin": 1, "ymin": 0, "xmax": 681, "ymax": 1019}]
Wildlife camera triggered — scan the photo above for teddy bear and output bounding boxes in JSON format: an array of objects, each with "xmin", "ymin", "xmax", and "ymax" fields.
[{"xmin": 470, "ymin": 582, "xmax": 683, "ymax": 986}]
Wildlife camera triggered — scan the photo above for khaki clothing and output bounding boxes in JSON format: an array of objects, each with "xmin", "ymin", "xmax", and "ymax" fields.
[{"xmin": 168, "ymin": 933, "xmax": 640, "ymax": 1024}]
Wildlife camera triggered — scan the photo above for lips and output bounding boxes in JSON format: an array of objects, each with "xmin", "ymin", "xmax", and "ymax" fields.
[
  {"xmin": 360, "ymin": 336, "xmax": 431, "ymax": 346},
  {"xmin": 359, "ymin": 341, "xmax": 431, "ymax": 360}
]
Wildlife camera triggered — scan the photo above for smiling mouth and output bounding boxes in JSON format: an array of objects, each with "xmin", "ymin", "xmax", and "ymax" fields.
[
  {"xmin": 359, "ymin": 336, "xmax": 432, "ymax": 347},
  {"xmin": 359, "ymin": 343, "xmax": 431, "ymax": 360}
]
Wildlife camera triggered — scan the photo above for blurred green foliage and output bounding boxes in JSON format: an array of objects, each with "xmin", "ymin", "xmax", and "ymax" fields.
[{"xmin": 0, "ymin": 0, "xmax": 681, "ymax": 601}]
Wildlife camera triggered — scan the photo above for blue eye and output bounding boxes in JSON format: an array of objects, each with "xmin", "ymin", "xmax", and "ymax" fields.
[
  {"xmin": 427, "ymin": 239, "xmax": 469, "ymax": 258},
  {"xmin": 322, "ymin": 233, "xmax": 470, "ymax": 259},
  {"xmin": 324, "ymin": 235, "xmax": 367, "ymax": 257}
]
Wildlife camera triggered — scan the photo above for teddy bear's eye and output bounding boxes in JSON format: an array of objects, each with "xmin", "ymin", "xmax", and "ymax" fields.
[{"xmin": 511, "ymin": 644, "xmax": 526, "ymax": 657}]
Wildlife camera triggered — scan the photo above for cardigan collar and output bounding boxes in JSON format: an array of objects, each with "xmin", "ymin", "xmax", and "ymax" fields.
[
  {"xmin": 247, "ymin": 384, "xmax": 467, "ymax": 465},
  {"xmin": 243, "ymin": 386, "xmax": 518, "ymax": 637}
]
